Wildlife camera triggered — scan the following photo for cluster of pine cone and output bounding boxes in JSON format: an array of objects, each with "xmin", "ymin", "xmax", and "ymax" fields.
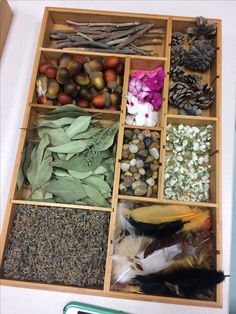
[
  {"xmin": 169, "ymin": 16, "xmax": 216, "ymax": 116},
  {"xmin": 171, "ymin": 16, "xmax": 217, "ymax": 72}
]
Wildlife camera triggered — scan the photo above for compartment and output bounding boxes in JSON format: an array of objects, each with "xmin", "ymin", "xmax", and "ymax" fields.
[
  {"xmin": 42, "ymin": 9, "xmax": 168, "ymax": 57},
  {"xmin": 111, "ymin": 199, "xmax": 218, "ymax": 301},
  {"xmin": 162, "ymin": 117, "xmax": 218, "ymax": 204},
  {"xmin": 1, "ymin": 204, "xmax": 110, "ymax": 289},
  {"xmin": 14, "ymin": 106, "xmax": 120, "ymax": 208},
  {"xmin": 118, "ymin": 127, "xmax": 162, "ymax": 198},
  {"xmin": 124, "ymin": 58, "xmax": 166, "ymax": 128},
  {"xmin": 168, "ymin": 18, "xmax": 220, "ymax": 117},
  {"xmin": 32, "ymin": 50, "xmax": 126, "ymax": 112}
]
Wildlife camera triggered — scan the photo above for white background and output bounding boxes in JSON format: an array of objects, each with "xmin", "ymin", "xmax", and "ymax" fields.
[{"xmin": 1, "ymin": 1, "xmax": 236, "ymax": 314}]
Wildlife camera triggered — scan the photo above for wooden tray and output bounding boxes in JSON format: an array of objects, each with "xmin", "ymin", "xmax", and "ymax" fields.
[{"xmin": 0, "ymin": 7, "xmax": 222, "ymax": 308}]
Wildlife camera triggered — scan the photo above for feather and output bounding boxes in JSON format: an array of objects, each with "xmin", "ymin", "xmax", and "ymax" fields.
[
  {"xmin": 129, "ymin": 217, "xmax": 186, "ymax": 238},
  {"xmin": 144, "ymin": 235, "xmax": 180, "ymax": 258},
  {"xmin": 115, "ymin": 201, "xmax": 135, "ymax": 239},
  {"xmin": 133, "ymin": 269, "xmax": 226, "ymax": 298},
  {"xmin": 127, "ymin": 205, "xmax": 210, "ymax": 231}
]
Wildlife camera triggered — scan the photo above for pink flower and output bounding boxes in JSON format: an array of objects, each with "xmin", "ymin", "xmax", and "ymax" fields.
[
  {"xmin": 147, "ymin": 91, "xmax": 163, "ymax": 110},
  {"xmin": 128, "ymin": 77, "xmax": 143, "ymax": 97},
  {"xmin": 145, "ymin": 67, "xmax": 165, "ymax": 91}
]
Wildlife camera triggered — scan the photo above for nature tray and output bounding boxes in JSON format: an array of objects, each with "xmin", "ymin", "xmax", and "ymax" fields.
[{"xmin": 0, "ymin": 7, "xmax": 222, "ymax": 308}]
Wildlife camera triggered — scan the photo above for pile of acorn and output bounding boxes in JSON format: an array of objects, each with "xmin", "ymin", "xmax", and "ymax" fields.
[{"xmin": 36, "ymin": 53, "xmax": 124, "ymax": 110}]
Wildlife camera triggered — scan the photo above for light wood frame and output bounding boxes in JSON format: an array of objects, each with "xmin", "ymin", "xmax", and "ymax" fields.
[{"xmin": 0, "ymin": 7, "xmax": 222, "ymax": 308}]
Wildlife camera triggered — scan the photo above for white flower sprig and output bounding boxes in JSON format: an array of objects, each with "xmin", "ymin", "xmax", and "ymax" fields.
[{"xmin": 164, "ymin": 124, "xmax": 212, "ymax": 202}]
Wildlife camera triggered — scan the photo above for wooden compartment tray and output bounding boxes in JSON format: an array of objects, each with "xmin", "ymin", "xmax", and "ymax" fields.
[{"xmin": 0, "ymin": 7, "xmax": 222, "ymax": 308}]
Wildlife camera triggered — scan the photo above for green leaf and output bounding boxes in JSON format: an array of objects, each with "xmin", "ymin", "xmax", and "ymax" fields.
[
  {"xmin": 37, "ymin": 117, "xmax": 75, "ymax": 129},
  {"xmin": 83, "ymin": 184, "xmax": 110, "ymax": 207},
  {"xmin": 47, "ymin": 140, "xmax": 88, "ymax": 154},
  {"xmin": 83, "ymin": 175, "xmax": 111, "ymax": 194},
  {"xmin": 51, "ymin": 152, "xmax": 103, "ymax": 172},
  {"xmin": 53, "ymin": 169, "xmax": 71, "ymax": 177},
  {"xmin": 73, "ymin": 127, "xmax": 101, "ymax": 140},
  {"xmin": 45, "ymin": 178, "xmax": 87, "ymax": 203},
  {"xmin": 23, "ymin": 142, "xmax": 35, "ymax": 177},
  {"xmin": 66, "ymin": 116, "xmax": 92, "ymax": 138},
  {"xmin": 68, "ymin": 169, "xmax": 92, "ymax": 180},
  {"xmin": 27, "ymin": 135, "xmax": 53, "ymax": 192},
  {"xmin": 38, "ymin": 127, "xmax": 71, "ymax": 146},
  {"xmin": 17, "ymin": 145, "xmax": 27, "ymax": 190},
  {"xmin": 97, "ymin": 123, "xmax": 118, "ymax": 151},
  {"xmin": 31, "ymin": 189, "xmax": 53, "ymax": 200},
  {"xmin": 93, "ymin": 165, "xmax": 108, "ymax": 175},
  {"xmin": 47, "ymin": 104, "xmax": 88, "ymax": 116},
  {"xmin": 57, "ymin": 153, "xmax": 66, "ymax": 160},
  {"xmin": 66, "ymin": 153, "xmax": 75, "ymax": 160}
]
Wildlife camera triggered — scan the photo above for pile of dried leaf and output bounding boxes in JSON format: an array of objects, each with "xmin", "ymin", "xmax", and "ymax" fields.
[
  {"xmin": 17, "ymin": 105, "xmax": 118, "ymax": 207},
  {"xmin": 3, "ymin": 204, "xmax": 110, "ymax": 288}
]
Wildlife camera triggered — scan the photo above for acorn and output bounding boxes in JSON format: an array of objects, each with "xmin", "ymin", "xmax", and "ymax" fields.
[
  {"xmin": 45, "ymin": 66, "xmax": 57, "ymax": 79},
  {"xmin": 74, "ymin": 73, "xmax": 90, "ymax": 86},
  {"xmin": 91, "ymin": 73, "xmax": 105, "ymax": 91},
  {"xmin": 116, "ymin": 75, "xmax": 123, "ymax": 86},
  {"xmin": 59, "ymin": 53, "xmax": 71, "ymax": 68},
  {"xmin": 64, "ymin": 81, "xmax": 77, "ymax": 96},
  {"xmin": 104, "ymin": 56, "xmax": 120, "ymax": 69},
  {"xmin": 110, "ymin": 93, "xmax": 120, "ymax": 106},
  {"xmin": 92, "ymin": 94, "xmax": 105, "ymax": 108},
  {"xmin": 108, "ymin": 103, "xmax": 119, "ymax": 111},
  {"xmin": 76, "ymin": 99, "xmax": 90, "ymax": 108},
  {"xmin": 88, "ymin": 60, "xmax": 103, "ymax": 72},
  {"xmin": 67, "ymin": 60, "xmax": 82, "ymax": 76},
  {"xmin": 58, "ymin": 92, "xmax": 73, "ymax": 105},
  {"xmin": 78, "ymin": 86, "xmax": 92, "ymax": 101},
  {"xmin": 115, "ymin": 62, "xmax": 124, "ymax": 75},
  {"xmin": 104, "ymin": 69, "xmax": 117, "ymax": 82},
  {"xmin": 72, "ymin": 54, "xmax": 89, "ymax": 64},
  {"xmin": 56, "ymin": 67, "xmax": 71, "ymax": 84},
  {"xmin": 38, "ymin": 96, "xmax": 52, "ymax": 105},
  {"xmin": 39, "ymin": 62, "xmax": 52, "ymax": 74},
  {"xmin": 49, "ymin": 58, "xmax": 58, "ymax": 68},
  {"xmin": 46, "ymin": 79, "xmax": 60, "ymax": 99}
]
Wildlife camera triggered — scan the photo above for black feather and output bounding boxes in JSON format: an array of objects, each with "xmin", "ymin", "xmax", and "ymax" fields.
[
  {"xmin": 135, "ymin": 269, "xmax": 226, "ymax": 298},
  {"xmin": 128, "ymin": 218, "xmax": 185, "ymax": 238}
]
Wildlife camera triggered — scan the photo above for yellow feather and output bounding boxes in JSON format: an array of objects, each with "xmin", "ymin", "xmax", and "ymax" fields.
[
  {"xmin": 121, "ymin": 285, "xmax": 141, "ymax": 294},
  {"xmin": 127, "ymin": 205, "xmax": 209, "ymax": 231}
]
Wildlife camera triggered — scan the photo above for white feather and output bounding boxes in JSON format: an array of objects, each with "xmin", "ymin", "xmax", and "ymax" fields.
[{"xmin": 115, "ymin": 201, "xmax": 135, "ymax": 239}]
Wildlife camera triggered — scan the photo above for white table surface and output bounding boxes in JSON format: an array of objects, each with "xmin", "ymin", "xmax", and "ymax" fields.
[{"xmin": 1, "ymin": 1, "xmax": 236, "ymax": 314}]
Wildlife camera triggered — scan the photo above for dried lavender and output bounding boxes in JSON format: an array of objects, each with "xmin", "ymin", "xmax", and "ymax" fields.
[{"xmin": 3, "ymin": 205, "xmax": 110, "ymax": 289}]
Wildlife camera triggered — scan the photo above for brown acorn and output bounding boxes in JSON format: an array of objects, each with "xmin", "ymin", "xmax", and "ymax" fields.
[
  {"xmin": 45, "ymin": 66, "xmax": 57, "ymax": 79},
  {"xmin": 110, "ymin": 93, "xmax": 120, "ymax": 106},
  {"xmin": 39, "ymin": 62, "xmax": 52, "ymax": 74},
  {"xmin": 76, "ymin": 99, "xmax": 90, "ymax": 108},
  {"xmin": 47, "ymin": 79, "xmax": 60, "ymax": 99},
  {"xmin": 104, "ymin": 56, "xmax": 120, "ymax": 69},
  {"xmin": 116, "ymin": 75, "xmax": 123, "ymax": 86},
  {"xmin": 115, "ymin": 62, "xmax": 124, "ymax": 75},
  {"xmin": 74, "ymin": 73, "xmax": 90, "ymax": 86},
  {"xmin": 104, "ymin": 69, "xmax": 117, "ymax": 82},
  {"xmin": 78, "ymin": 87, "xmax": 92, "ymax": 101},
  {"xmin": 59, "ymin": 53, "xmax": 71, "ymax": 68},
  {"xmin": 91, "ymin": 74, "xmax": 105, "ymax": 91},
  {"xmin": 38, "ymin": 96, "xmax": 52, "ymax": 105},
  {"xmin": 92, "ymin": 94, "xmax": 105, "ymax": 108},
  {"xmin": 67, "ymin": 60, "xmax": 82, "ymax": 76},
  {"xmin": 64, "ymin": 81, "xmax": 77, "ymax": 96},
  {"xmin": 56, "ymin": 67, "xmax": 71, "ymax": 84},
  {"xmin": 73, "ymin": 54, "xmax": 89, "ymax": 64},
  {"xmin": 88, "ymin": 60, "xmax": 103, "ymax": 72},
  {"xmin": 58, "ymin": 92, "xmax": 73, "ymax": 105}
]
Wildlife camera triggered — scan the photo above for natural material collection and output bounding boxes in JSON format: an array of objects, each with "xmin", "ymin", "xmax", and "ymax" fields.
[
  {"xmin": 17, "ymin": 105, "xmax": 118, "ymax": 207},
  {"xmin": 119, "ymin": 129, "xmax": 160, "ymax": 197},
  {"xmin": 126, "ymin": 67, "xmax": 165, "ymax": 127},
  {"xmin": 3, "ymin": 204, "xmax": 109, "ymax": 288},
  {"xmin": 49, "ymin": 21, "xmax": 165, "ymax": 56},
  {"xmin": 169, "ymin": 16, "xmax": 216, "ymax": 116},
  {"xmin": 112, "ymin": 201, "xmax": 225, "ymax": 300},
  {"xmin": 36, "ymin": 53, "xmax": 124, "ymax": 110},
  {"xmin": 164, "ymin": 124, "xmax": 212, "ymax": 202}
]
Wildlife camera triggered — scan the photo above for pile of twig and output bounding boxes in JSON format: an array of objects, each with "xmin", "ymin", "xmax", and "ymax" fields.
[{"xmin": 49, "ymin": 21, "xmax": 165, "ymax": 56}]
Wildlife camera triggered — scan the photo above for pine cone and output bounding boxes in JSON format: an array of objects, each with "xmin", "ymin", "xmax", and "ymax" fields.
[
  {"xmin": 171, "ymin": 46, "xmax": 187, "ymax": 67},
  {"xmin": 183, "ymin": 73, "xmax": 202, "ymax": 88},
  {"xmin": 187, "ymin": 16, "xmax": 217, "ymax": 43},
  {"xmin": 171, "ymin": 32, "xmax": 185, "ymax": 46},
  {"xmin": 184, "ymin": 40, "xmax": 216, "ymax": 71},
  {"xmin": 169, "ymin": 82, "xmax": 195, "ymax": 109},
  {"xmin": 195, "ymin": 84, "xmax": 215, "ymax": 109},
  {"xmin": 170, "ymin": 66, "xmax": 185, "ymax": 82}
]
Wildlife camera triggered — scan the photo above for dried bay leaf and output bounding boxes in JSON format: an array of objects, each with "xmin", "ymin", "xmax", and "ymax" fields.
[
  {"xmin": 37, "ymin": 117, "xmax": 75, "ymax": 129},
  {"xmin": 27, "ymin": 135, "xmax": 53, "ymax": 192},
  {"xmin": 68, "ymin": 169, "xmax": 92, "ymax": 180},
  {"xmin": 47, "ymin": 140, "xmax": 88, "ymax": 153},
  {"xmin": 72, "ymin": 127, "xmax": 101, "ymax": 140},
  {"xmin": 45, "ymin": 178, "xmax": 87, "ymax": 203},
  {"xmin": 66, "ymin": 116, "xmax": 92, "ymax": 138},
  {"xmin": 53, "ymin": 169, "xmax": 71, "ymax": 177},
  {"xmin": 51, "ymin": 152, "xmax": 103, "ymax": 172},
  {"xmin": 83, "ymin": 184, "xmax": 110, "ymax": 207},
  {"xmin": 93, "ymin": 165, "xmax": 108, "ymax": 175},
  {"xmin": 23, "ymin": 142, "xmax": 35, "ymax": 178},
  {"xmin": 97, "ymin": 122, "xmax": 119, "ymax": 151},
  {"xmin": 47, "ymin": 104, "xmax": 89, "ymax": 116},
  {"xmin": 83, "ymin": 176, "xmax": 111, "ymax": 194},
  {"xmin": 66, "ymin": 153, "xmax": 75, "ymax": 160},
  {"xmin": 17, "ymin": 145, "xmax": 27, "ymax": 190},
  {"xmin": 38, "ymin": 127, "xmax": 71, "ymax": 146}
]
